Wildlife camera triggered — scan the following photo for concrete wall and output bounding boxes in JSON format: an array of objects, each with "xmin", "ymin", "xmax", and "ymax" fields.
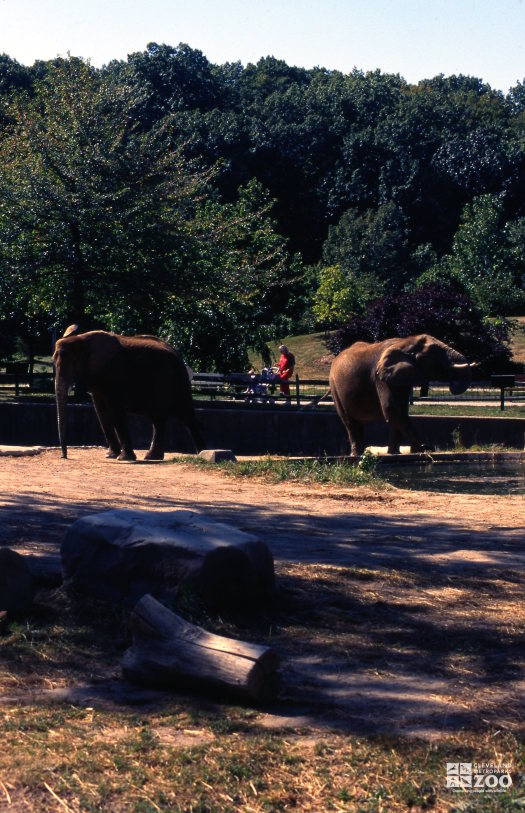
[{"xmin": 1, "ymin": 402, "xmax": 524, "ymax": 454}]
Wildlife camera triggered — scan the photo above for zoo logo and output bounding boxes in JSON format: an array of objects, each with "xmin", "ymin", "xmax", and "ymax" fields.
[{"xmin": 446, "ymin": 762, "xmax": 512, "ymax": 793}]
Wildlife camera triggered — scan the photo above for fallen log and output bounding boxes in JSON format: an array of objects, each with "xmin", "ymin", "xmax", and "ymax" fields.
[{"xmin": 122, "ymin": 594, "xmax": 281, "ymax": 703}]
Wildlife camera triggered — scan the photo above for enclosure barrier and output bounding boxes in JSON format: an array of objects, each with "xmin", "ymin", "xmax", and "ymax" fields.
[{"xmin": 1, "ymin": 401, "xmax": 524, "ymax": 453}]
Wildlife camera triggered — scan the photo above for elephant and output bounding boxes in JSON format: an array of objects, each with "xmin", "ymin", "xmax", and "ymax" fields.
[
  {"xmin": 329, "ymin": 334, "xmax": 474, "ymax": 456},
  {"xmin": 53, "ymin": 327, "xmax": 204, "ymax": 460}
]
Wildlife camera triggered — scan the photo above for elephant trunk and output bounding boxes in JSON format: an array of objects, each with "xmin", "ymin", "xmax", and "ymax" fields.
[
  {"xmin": 447, "ymin": 349, "xmax": 472, "ymax": 396},
  {"xmin": 55, "ymin": 373, "xmax": 70, "ymax": 459}
]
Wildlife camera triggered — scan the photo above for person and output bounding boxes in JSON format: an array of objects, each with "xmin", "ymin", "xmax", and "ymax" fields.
[{"xmin": 278, "ymin": 344, "xmax": 295, "ymax": 403}]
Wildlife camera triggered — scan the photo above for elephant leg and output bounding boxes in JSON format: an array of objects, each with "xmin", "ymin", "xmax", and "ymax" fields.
[
  {"xmin": 92, "ymin": 395, "xmax": 122, "ymax": 458},
  {"xmin": 345, "ymin": 418, "xmax": 366, "ymax": 457},
  {"xmin": 387, "ymin": 417, "xmax": 422, "ymax": 454},
  {"xmin": 144, "ymin": 419, "xmax": 166, "ymax": 461},
  {"xmin": 110, "ymin": 408, "xmax": 136, "ymax": 461},
  {"xmin": 387, "ymin": 424, "xmax": 403, "ymax": 455},
  {"xmin": 379, "ymin": 385, "xmax": 423, "ymax": 454},
  {"xmin": 331, "ymin": 385, "xmax": 365, "ymax": 457}
]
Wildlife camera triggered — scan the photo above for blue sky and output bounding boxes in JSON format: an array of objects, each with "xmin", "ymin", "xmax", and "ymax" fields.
[{"xmin": 1, "ymin": 0, "xmax": 523, "ymax": 92}]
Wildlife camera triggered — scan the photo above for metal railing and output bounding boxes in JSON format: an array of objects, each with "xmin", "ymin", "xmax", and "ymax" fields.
[
  {"xmin": 191, "ymin": 373, "xmax": 525, "ymax": 410},
  {"xmin": 1, "ymin": 366, "xmax": 523, "ymax": 410}
]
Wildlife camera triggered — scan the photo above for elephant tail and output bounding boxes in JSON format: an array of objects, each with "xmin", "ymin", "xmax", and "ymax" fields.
[
  {"xmin": 176, "ymin": 384, "xmax": 205, "ymax": 452},
  {"xmin": 329, "ymin": 377, "xmax": 350, "ymax": 425},
  {"xmin": 187, "ymin": 414, "xmax": 205, "ymax": 453},
  {"xmin": 315, "ymin": 388, "xmax": 332, "ymax": 406}
]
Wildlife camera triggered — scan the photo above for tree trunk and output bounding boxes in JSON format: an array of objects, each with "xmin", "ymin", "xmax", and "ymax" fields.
[{"xmin": 123, "ymin": 594, "xmax": 281, "ymax": 703}]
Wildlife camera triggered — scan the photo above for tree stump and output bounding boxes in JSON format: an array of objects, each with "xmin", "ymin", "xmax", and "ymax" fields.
[
  {"xmin": 123, "ymin": 594, "xmax": 281, "ymax": 703},
  {"xmin": 61, "ymin": 508, "xmax": 274, "ymax": 610}
]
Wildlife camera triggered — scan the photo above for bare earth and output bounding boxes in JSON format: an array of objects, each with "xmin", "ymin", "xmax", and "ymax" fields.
[{"xmin": 1, "ymin": 447, "xmax": 524, "ymax": 739}]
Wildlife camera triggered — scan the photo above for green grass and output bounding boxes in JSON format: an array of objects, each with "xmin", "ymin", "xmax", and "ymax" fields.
[
  {"xmin": 410, "ymin": 403, "xmax": 525, "ymax": 417},
  {"xmin": 249, "ymin": 318, "xmax": 525, "ymax": 380},
  {"xmin": 171, "ymin": 452, "xmax": 385, "ymax": 488},
  {"xmin": 0, "ymin": 703, "xmax": 522, "ymax": 812},
  {"xmin": 249, "ymin": 331, "xmax": 332, "ymax": 379}
]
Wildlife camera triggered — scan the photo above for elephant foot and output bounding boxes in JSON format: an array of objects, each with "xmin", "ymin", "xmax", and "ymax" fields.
[
  {"xmin": 144, "ymin": 449, "xmax": 165, "ymax": 461},
  {"xmin": 117, "ymin": 450, "xmax": 137, "ymax": 461},
  {"xmin": 106, "ymin": 449, "xmax": 121, "ymax": 459}
]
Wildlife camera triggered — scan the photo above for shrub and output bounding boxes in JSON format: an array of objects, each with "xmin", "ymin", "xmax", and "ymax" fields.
[{"xmin": 326, "ymin": 281, "xmax": 513, "ymax": 372}]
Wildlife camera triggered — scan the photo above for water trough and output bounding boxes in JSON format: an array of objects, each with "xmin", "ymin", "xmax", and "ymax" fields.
[{"xmin": 371, "ymin": 450, "xmax": 525, "ymax": 495}]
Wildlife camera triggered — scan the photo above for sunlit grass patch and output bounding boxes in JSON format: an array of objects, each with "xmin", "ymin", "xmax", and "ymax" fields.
[
  {"xmin": 410, "ymin": 402, "xmax": 525, "ymax": 417},
  {"xmin": 0, "ymin": 705, "xmax": 522, "ymax": 812},
  {"xmin": 172, "ymin": 452, "xmax": 385, "ymax": 488}
]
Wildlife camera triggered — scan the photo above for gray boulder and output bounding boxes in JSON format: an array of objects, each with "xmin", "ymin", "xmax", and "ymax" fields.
[
  {"xmin": 0, "ymin": 548, "xmax": 35, "ymax": 616},
  {"xmin": 61, "ymin": 509, "xmax": 274, "ymax": 610}
]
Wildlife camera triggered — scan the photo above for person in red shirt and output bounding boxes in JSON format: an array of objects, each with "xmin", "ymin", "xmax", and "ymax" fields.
[{"xmin": 278, "ymin": 344, "xmax": 295, "ymax": 402}]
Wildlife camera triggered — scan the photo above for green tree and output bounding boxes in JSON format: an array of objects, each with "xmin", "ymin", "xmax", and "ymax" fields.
[
  {"xmin": 0, "ymin": 57, "xmax": 205, "ymax": 328},
  {"xmin": 321, "ymin": 202, "xmax": 412, "ymax": 291},
  {"xmin": 0, "ymin": 57, "xmax": 291, "ymax": 369},
  {"xmin": 312, "ymin": 264, "xmax": 382, "ymax": 328},
  {"xmin": 430, "ymin": 194, "xmax": 525, "ymax": 314},
  {"xmin": 160, "ymin": 179, "xmax": 289, "ymax": 370}
]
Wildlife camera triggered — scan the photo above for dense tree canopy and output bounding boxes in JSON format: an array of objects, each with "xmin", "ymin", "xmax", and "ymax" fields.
[
  {"xmin": 0, "ymin": 56, "xmax": 291, "ymax": 369},
  {"xmin": 0, "ymin": 45, "xmax": 523, "ymax": 369}
]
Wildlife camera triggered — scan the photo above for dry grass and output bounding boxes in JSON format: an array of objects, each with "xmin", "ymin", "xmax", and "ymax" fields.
[
  {"xmin": 1, "ymin": 560, "xmax": 524, "ymax": 811},
  {"xmin": 0, "ymin": 705, "xmax": 522, "ymax": 812},
  {"xmin": 510, "ymin": 317, "xmax": 525, "ymax": 366}
]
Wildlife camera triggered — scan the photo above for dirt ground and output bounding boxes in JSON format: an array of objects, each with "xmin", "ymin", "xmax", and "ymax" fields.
[{"xmin": 1, "ymin": 447, "xmax": 524, "ymax": 740}]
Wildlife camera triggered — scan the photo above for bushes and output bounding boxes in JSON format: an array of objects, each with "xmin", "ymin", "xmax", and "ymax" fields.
[{"xmin": 326, "ymin": 281, "xmax": 513, "ymax": 372}]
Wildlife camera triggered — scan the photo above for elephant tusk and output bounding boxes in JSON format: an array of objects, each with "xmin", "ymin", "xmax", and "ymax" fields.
[{"xmin": 452, "ymin": 362, "xmax": 470, "ymax": 370}]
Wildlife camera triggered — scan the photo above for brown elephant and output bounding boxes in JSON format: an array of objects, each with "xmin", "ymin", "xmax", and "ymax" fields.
[
  {"xmin": 329, "ymin": 334, "xmax": 473, "ymax": 455},
  {"xmin": 53, "ymin": 327, "xmax": 203, "ymax": 460}
]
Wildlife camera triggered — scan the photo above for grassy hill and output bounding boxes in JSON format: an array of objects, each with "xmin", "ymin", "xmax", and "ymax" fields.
[
  {"xmin": 511, "ymin": 317, "xmax": 525, "ymax": 367},
  {"xmin": 250, "ymin": 332, "xmax": 333, "ymax": 380}
]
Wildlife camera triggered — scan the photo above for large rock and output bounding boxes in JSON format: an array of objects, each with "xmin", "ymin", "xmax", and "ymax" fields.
[
  {"xmin": 0, "ymin": 548, "xmax": 35, "ymax": 616},
  {"xmin": 61, "ymin": 509, "xmax": 274, "ymax": 610}
]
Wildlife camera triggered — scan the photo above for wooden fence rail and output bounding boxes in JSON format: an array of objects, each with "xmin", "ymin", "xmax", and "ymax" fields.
[{"xmin": 0, "ymin": 366, "xmax": 524, "ymax": 410}]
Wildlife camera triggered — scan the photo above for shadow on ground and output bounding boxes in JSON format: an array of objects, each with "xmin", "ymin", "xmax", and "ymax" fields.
[{"xmin": 1, "ymin": 489, "xmax": 524, "ymax": 737}]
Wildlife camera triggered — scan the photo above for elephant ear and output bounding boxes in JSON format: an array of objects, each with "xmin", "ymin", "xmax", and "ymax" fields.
[{"xmin": 376, "ymin": 347, "xmax": 425, "ymax": 388}]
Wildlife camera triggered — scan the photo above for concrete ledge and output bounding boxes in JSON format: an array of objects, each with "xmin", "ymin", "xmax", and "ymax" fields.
[
  {"xmin": 198, "ymin": 449, "xmax": 237, "ymax": 463},
  {"xmin": 0, "ymin": 445, "xmax": 46, "ymax": 457},
  {"xmin": 371, "ymin": 450, "xmax": 525, "ymax": 466}
]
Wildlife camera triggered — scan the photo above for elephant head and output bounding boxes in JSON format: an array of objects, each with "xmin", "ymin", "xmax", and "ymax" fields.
[{"xmin": 376, "ymin": 335, "xmax": 474, "ymax": 395}]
